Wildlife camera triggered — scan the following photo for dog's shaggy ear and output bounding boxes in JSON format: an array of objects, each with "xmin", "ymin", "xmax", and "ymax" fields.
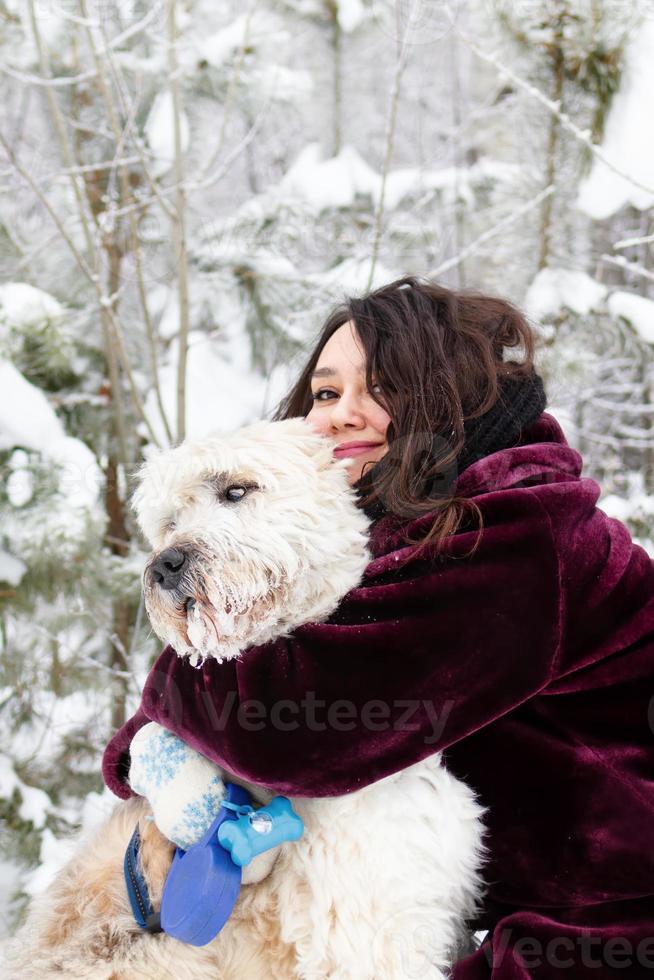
[
  {"xmin": 130, "ymin": 446, "xmax": 168, "ymax": 545},
  {"xmin": 253, "ymin": 417, "xmax": 350, "ymax": 476},
  {"xmin": 129, "ymin": 417, "xmax": 352, "ymax": 546}
]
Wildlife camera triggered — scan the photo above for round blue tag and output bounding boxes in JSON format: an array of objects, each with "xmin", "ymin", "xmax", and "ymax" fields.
[{"xmin": 160, "ymin": 783, "xmax": 251, "ymax": 946}]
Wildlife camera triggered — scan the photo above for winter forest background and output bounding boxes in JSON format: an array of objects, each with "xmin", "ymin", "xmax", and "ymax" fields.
[{"xmin": 1, "ymin": 0, "xmax": 653, "ymax": 934}]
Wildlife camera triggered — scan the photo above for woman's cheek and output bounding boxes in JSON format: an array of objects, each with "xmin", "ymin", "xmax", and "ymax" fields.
[{"xmin": 303, "ymin": 410, "xmax": 323, "ymax": 434}]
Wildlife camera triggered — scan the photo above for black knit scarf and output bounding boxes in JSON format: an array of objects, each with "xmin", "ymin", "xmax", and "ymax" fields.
[{"xmin": 353, "ymin": 371, "xmax": 547, "ymax": 522}]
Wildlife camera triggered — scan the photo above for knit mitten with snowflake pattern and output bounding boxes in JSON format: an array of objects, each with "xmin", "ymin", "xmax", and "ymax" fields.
[{"xmin": 129, "ymin": 721, "xmax": 228, "ymax": 851}]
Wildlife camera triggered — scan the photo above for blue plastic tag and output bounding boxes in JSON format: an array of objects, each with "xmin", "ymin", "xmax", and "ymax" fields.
[{"xmin": 218, "ymin": 796, "xmax": 304, "ymax": 866}]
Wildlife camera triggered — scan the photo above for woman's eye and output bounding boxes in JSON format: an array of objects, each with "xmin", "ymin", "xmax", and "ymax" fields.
[{"xmin": 311, "ymin": 385, "xmax": 382, "ymax": 401}]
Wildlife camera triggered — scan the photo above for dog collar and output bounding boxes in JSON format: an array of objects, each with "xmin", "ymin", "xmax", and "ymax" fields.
[{"xmin": 124, "ymin": 825, "xmax": 162, "ymax": 933}]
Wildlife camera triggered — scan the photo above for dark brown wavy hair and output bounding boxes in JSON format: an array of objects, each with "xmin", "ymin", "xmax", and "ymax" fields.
[{"xmin": 272, "ymin": 275, "xmax": 538, "ymax": 557}]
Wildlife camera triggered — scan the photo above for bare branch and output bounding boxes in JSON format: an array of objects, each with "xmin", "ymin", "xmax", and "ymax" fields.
[
  {"xmin": 79, "ymin": 0, "xmax": 173, "ymax": 444},
  {"xmin": 429, "ymin": 184, "xmax": 555, "ymax": 279},
  {"xmin": 0, "ymin": 129, "xmax": 95, "ymax": 280},
  {"xmin": 38, "ymin": 155, "xmax": 144, "ymax": 180},
  {"xmin": 104, "ymin": 304, "xmax": 163, "ymax": 446},
  {"xmin": 198, "ymin": 0, "xmax": 258, "ymax": 182},
  {"xmin": 26, "ymin": 0, "xmax": 131, "ymax": 468},
  {"xmin": 27, "ymin": 0, "xmax": 96, "ymax": 258},
  {"xmin": 167, "ymin": 0, "xmax": 191, "ymax": 443},
  {"xmin": 366, "ymin": 0, "xmax": 418, "ymax": 291},
  {"xmin": 457, "ymin": 26, "xmax": 654, "ymax": 201},
  {"xmin": 98, "ymin": 25, "xmax": 177, "ymax": 221},
  {"xmin": 0, "ymin": 63, "xmax": 98, "ymax": 87},
  {"xmin": 0, "ymin": 132, "xmax": 160, "ymax": 449},
  {"xmin": 614, "ymin": 232, "xmax": 654, "ymax": 250},
  {"xmin": 190, "ymin": 100, "xmax": 271, "ymax": 192},
  {"xmin": 56, "ymin": 100, "xmax": 271, "ymax": 228},
  {"xmin": 600, "ymin": 253, "xmax": 654, "ymax": 286},
  {"xmin": 101, "ymin": 3, "xmax": 166, "ymax": 51}
]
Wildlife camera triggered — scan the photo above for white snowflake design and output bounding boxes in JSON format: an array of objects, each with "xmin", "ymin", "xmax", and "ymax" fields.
[
  {"xmin": 133, "ymin": 729, "xmax": 189, "ymax": 789},
  {"xmin": 170, "ymin": 776, "xmax": 227, "ymax": 850}
]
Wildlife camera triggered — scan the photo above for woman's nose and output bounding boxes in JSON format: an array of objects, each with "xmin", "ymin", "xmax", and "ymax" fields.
[{"xmin": 329, "ymin": 392, "xmax": 365, "ymax": 428}]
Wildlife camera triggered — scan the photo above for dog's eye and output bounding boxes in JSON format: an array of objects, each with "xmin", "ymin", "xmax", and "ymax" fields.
[
  {"xmin": 224, "ymin": 485, "xmax": 248, "ymax": 502},
  {"xmin": 163, "ymin": 519, "xmax": 176, "ymax": 532},
  {"xmin": 224, "ymin": 482, "xmax": 260, "ymax": 502}
]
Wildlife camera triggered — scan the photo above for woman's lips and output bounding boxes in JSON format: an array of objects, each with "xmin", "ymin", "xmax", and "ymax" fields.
[{"xmin": 333, "ymin": 443, "xmax": 382, "ymax": 458}]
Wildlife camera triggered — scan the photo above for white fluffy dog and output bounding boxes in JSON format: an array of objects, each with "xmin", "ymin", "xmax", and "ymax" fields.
[{"xmin": 7, "ymin": 418, "xmax": 487, "ymax": 979}]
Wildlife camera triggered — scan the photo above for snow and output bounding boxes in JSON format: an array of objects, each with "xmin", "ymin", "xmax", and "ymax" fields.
[
  {"xmin": 524, "ymin": 268, "xmax": 607, "ymax": 319},
  {"xmin": 0, "ymin": 282, "xmax": 64, "ymax": 328},
  {"xmin": 0, "ymin": 858, "xmax": 22, "ymax": 938},
  {"xmin": 546, "ymin": 405, "xmax": 579, "ymax": 451},
  {"xmin": 0, "ymin": 359, "xmax": 64, "ymax": 451},
  {"xmin": 278, "ymin": 143, "xmax": 519, "ymax": 213},
  {"xmin": 0, "ymin": 754, "xmax": 50, "ymax": 829},
  {"xmin": 337, "ymin": 0, "xmax": 367, "ymax": 33},
  {"xmin": 607, "ymin": 291, "xmax": 654, "ymax": 345},
  {"xmin": 22, "ymin": 790, "xmax": 120, "ymax": 899},
  {"xmin": 197, "ymin": 12, "xmax": 285, "ymax": 67},
  {"xmin": 144, "ymin": 90, "xmax": 190, "ymax": 177},
  {"xmin": 15, "ymin": 3, "xmax": 72, "ymax": 65},
  {"xmin": 601, "ymin": 474, "xmax": 654, "ymax": 552},
  {"xmin": 0, "ymin": 359, "xmax": 101, "ymax": 510},
  {"xmin": 601, "ymin": 471, "xmax": 654, "ymax": 522},
  {"xmin": 0, "ymin": 549, "xmax": 27, "ymax": 586},
  {"xmin": 199, "ymin": 16, "xmax": 250, "ymax": 66},
  {"xmin": 250, "ymin": 64, "xmax": 314, "ymax": 103},
  {"xmin": 384, "ymin": 158, "xmax": 521, "ymax": 210},
  {"xmin": 280, "ymin": 143, "xmax": 381, "ymax": 211},
  {"xmin": 6, "ymin": 468, "xmax": 33, "ymax": 507},
  {"xmin": 21, "ymin": 692, "xmax": 101, "ymax": 766},
  {"xmin": 194, "ymin": 213, "xmax": 299, "ymax": 276},
  {"xmin": 22, "ymin": 828, "xmax": 78, "ymax": 899},
  {"xmin": 48, "ymin": 437, "xmax": 103, "ymax": 511},
  {"xmin": 601, "ymin": 493, "xmax": 635, "ymax": 523},
  {"xmin": 308, "ymin": 255, "xmax": 400, "ymax": 295},
  {"xmin": 577, "ymin": 19, "xmax": 654, "ymax": 219},
  {"xmin": 144, "ymin": 330, "xmax": 268, "ymax": 444}
]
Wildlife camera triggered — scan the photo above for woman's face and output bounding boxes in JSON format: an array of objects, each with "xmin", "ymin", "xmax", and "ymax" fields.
[{"xmin": 305, "ymin": 320, "xmax": 391, "ymax": 485}]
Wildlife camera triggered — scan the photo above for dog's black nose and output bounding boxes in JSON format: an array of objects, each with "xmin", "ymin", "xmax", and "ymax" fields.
[{"xmin": 150, "ymin": 548, "xmax": 187, "ymax": 590}]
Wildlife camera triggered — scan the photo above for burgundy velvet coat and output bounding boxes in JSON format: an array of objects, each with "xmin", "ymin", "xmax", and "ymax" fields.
[{"xmin": 103, "ymin": 413, "xmax": 654, "ymax": 977}]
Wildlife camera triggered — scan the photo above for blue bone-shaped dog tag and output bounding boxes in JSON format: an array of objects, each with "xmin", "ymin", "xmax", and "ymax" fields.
[{"xmin": 218, "ymin": 796, "xmax": 304, "ymax": 866}]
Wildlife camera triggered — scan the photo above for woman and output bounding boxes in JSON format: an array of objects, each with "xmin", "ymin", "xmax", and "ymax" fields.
[{"xmin": 104, "ymin": 277, "xmax": 654, "ymax": 977}]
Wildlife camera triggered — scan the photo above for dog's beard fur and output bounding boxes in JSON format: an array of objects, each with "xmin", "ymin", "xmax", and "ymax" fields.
[{"xmin": 143, "ymin": 536, "xmax": 294, "ymax": 664}]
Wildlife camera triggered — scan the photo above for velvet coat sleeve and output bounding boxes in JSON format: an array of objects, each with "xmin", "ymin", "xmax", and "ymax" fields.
[
  {"xmin": 103, "ymin": 411, "xmax": 654, "ymax": 801},
  {"xmin": 101, "ymin": 476, "xmax": 613, "ymax": 799},
  {"xmin": 537, "ymin": 476, "xmax": 654, "ymax": 688}
]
